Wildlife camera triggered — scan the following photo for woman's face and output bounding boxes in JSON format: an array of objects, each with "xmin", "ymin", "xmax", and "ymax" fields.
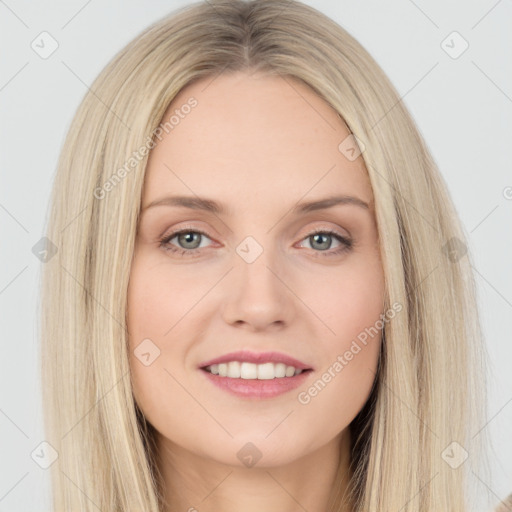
[{"xmin": 127, "ymin": 71, "xmax": 385, "ymax": 468}]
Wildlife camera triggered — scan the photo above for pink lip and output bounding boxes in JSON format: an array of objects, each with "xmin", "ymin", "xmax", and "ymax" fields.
[
  {"xmin": 200, "ymin": 368, "xmax": 312, "ymax": 399},
  {"xmin": 198, "ymin": 350, "xmax": 313, "ymax": 370}
]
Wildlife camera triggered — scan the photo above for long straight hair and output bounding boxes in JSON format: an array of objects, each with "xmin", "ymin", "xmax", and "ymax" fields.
[{"xmin": 40, "ymin": 1, "xmax": 490, "ymax": 510}]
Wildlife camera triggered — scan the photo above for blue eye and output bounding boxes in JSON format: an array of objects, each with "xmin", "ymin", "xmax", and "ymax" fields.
[{"xmin": 158, "ymin": 227, "xmax": 353, "ymax": 258}]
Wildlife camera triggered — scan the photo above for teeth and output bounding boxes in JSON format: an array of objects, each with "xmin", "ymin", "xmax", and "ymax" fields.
[{"xmin": 206, "ymin": 361, "xmax": 305, "ymax": 379}]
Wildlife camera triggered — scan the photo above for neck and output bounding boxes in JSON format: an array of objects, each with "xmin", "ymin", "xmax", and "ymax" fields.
[{"xmin": 154, "ymin": 427, "xmax": 354, "ymax": 512}]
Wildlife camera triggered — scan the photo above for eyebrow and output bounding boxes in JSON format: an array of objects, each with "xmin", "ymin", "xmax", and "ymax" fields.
[{"xmin": 142, "ymin": 194, "xmax": 371, "ymax": 215}]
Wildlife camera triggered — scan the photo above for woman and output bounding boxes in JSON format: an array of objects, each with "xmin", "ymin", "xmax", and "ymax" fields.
[{"xmin": 40, "ymin": 0, "xmax": 492, "ymax": 510}]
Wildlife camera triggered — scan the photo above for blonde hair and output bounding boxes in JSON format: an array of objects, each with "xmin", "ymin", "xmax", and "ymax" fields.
[{"xmin": 40, "ymin": 0, "xmax": 490, "ymax": 510}]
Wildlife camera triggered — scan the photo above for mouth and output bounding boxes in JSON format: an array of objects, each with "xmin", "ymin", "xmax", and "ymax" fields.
[{"xmin": 197, "ymin": 350, "xmax": 314, "ymax": 398}]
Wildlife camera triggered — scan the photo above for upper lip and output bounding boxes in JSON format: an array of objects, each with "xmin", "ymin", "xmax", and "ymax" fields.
[{"xmin": 198, "ymin": 350, "xmax": 313, "ymax": 370}]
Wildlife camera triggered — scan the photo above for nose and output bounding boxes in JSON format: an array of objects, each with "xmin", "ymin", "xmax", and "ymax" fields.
[{"xmin": 221, "ymin": 252, "xmax": 295, "ymax": 332}]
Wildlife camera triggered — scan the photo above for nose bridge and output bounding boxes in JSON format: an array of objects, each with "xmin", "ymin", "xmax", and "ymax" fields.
[{"xmin": 221, "ymin": 236, "xmax": 293, "ymax": 329}]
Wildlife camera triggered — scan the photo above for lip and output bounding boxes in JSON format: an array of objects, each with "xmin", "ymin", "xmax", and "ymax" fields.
[
  {"xmin": 198, "ymin": 350, "xmax": 313, "ymax": 371},
  {"xmin": 200, "ymin": 367, "xmax": 313, "ymax": 399}
]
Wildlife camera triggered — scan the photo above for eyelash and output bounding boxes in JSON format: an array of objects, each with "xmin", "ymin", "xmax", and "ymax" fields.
[{"xmin": 158, "ymin": 226, "xmax": 353, "ymax": 258}]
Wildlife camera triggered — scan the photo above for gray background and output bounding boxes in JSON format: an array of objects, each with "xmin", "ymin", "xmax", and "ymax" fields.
[{"xmin": 0, "ymin": 0, "xmax": 510, "ymax": 510}]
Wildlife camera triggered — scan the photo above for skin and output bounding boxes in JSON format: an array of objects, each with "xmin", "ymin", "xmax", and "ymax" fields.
[{"xmin": 126, "ymin": 70, "xmax": 386, "ymax": 512}]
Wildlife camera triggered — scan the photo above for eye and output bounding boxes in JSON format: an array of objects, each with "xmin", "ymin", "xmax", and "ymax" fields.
[
  {"xmin": 297, "ymin": 228, "xmax": 353, "ymax": 257},
  {"xmin": 158, "ymin": 227, "xmax": 214, "ymax": 257}
]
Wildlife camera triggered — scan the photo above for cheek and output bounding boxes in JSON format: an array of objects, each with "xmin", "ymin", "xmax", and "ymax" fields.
[
  {"xmin": 126, "ymin": 252, "xmax": 199, "ymax": 341},
  {"xmin": 298, "ymin": 257, "xmax": 384, "ymax": 414},
  {"xmin": 308, "ymin": 256, "xmax": 385, "ymax": 344},
  {"xmin": 126, "ymin": 254, "xmax": 183, "ymax": 411}
]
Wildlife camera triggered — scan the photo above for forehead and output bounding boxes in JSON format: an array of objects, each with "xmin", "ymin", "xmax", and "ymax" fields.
[{"xmin": 142, "ymin": 71, "xmax": 373, "ymax": 211}]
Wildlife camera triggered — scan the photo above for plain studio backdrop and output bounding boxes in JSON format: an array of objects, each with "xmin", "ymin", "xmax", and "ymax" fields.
[{"xmin": 0, "ymin": 0, "xmax": 510, "ymax": 510}]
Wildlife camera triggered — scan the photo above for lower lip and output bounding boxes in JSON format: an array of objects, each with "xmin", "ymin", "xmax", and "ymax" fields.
[{"xmin": 200, "ymin": 368, "xmax": 312, "ymax": 399}]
